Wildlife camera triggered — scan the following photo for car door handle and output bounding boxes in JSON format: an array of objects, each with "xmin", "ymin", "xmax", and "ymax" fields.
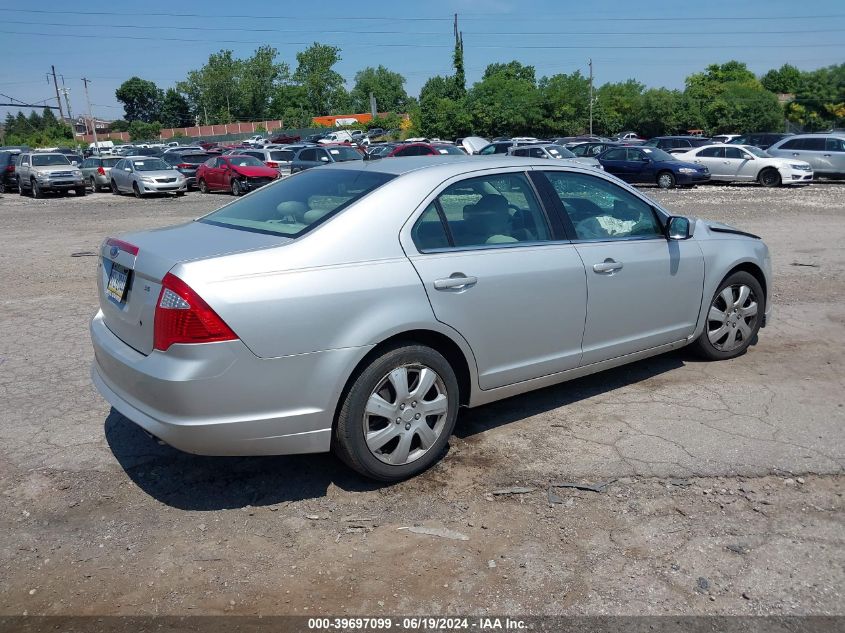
[
  {"xmin": 593, "ymin": 260, "xmax": 623, "ymax": 274},
  {"xmin": 823, "ymin": 154, "xmax": 832, "ymax": 157},
  {"xmin": 434, "ymin": 274, "xmax": 477, "ymax": 290},
  {"xmin": 792, "ymin": 153, "xmax": 800, "ymax": 157}
]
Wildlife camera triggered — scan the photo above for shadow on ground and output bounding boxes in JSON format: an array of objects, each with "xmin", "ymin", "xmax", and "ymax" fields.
[{"xmin": 106, "ymin": 351, "xmax": 689, "ymax": 511}]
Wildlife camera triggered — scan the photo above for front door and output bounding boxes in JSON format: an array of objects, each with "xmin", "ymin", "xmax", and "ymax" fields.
[
  {"xmin": 541, "ymin": 169, "xmax": 705, "ymax": 365},
  {"xmin": 405, "ymin": 171, "xmax": 587, "ymax": 390}
]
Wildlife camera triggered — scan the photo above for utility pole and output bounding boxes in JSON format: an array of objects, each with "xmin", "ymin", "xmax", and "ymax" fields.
[
  {"xmin": 60, "ymin": 74, "xmax": 73, "ymax": 123},
  {"xmin": 82, "ymin": 77, "xmax": 99, "ymax": 154},
  {"xmin": 588, "ymin": 58, "xmax": 594, "ymax": 136},
  {"xmin": 50, "ymin": 65, "xmax": 65, "ymax": 120}
]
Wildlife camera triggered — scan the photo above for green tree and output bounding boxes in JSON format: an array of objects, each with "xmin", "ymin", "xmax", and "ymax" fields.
[
  {"xmin": 349, "ymin": 66, "xmax": 409, "ymax": 113},
  {"xmin": 115, "ymin": 77, "xmax": 164, "ymax": 123},
  {"xmin": 128, "ymin": 120, "xmax": 162, "ymax": 141},
  {"xmin": 109, "ymin": 120, "xmax": 130, "ymax": 132},
  {"xmin": 537, "ymin": 71, "xmax": 590, "ymax": 136},
  {"xmin": 706, "ymin": 83, "xmax": 782, "ymax": 133},
  {"xmin": 761, "ymin": 64, "xmax": 802, "ymax": 94},
  {"xmin": 268, "ymin": 83, "xmax": 312, "ymax": 127},
  {"xmin": 159, "ymin": 89, "xmax": 192, "ymax": 128},
  {"xmin": 292, "ymin": 43, "xmax": 347, "ymax": 116},
  {"xmin": 466, "ymin": 63, "xmax": 542, "ymax": 137},
  {"xmin": 239, "ymin": 46, "xmax": 289, "ymax": 120},
  {"xmin": 483, "ymin": 61, "xmax": 536, "ymax": 83},
  {"xmin": 594, "ymin": 79, "xmax": 644, "ymax": 135},
  {"xmin": 178, "ymin": 50, "xmax": 243, "ymax": 123},
  {"xmin": 638, "ymin": 88, "xmax": 684, "ymax": 137},
  {"xmin": 791, "ymin": 63, "xmax": 845, "ymax": 130},
  {"xmin": 453, "ymin": 26, "xmax": 465, "ymax": 96}
]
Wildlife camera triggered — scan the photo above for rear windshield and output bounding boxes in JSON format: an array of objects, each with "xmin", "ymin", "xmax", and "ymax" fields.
[
  {"xmin": 200, "ymin": 169, "xmax": 395, "ymax": 238},
  {"xmin": 176, "ymin": 153, "xmax": 210, "ymax": 164},
  {"xmin": 32, "ymin": 154, "xmax": 71, "ymax": 166},
  {"xmin": 270, "ymin": 150, "xmax": 294, "ymax": 161},
  {"xmin": 102, "ymin": 158, "xmax": 122, "ymax": 167}
]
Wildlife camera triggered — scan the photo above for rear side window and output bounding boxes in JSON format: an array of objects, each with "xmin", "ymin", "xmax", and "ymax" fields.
[
  {"xmin": 200, "ymin": 169, "xmax": 394, "ymax": 238},
  {"xmin": 602, "ymin": 148, "xmax": 627, "ymax": 160},
  {"xmin": 433, "ymin": 173, "xmax": 551, "ymax": 248},
  {"xmin": 698, "ymin": 147, "xmax": 723, "ymax": 158},
  {"xmin": 411, "ymin": 203, "xmax": 450, "ymax": 251},
  {"xmin": 778, "ymin": 139, "xmax": 800, "ymax": 150}
]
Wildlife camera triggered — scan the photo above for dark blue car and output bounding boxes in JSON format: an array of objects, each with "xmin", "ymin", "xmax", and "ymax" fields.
[{"xmin": 598, "ymin": 146, "xmax": 710, "ymax": 189}]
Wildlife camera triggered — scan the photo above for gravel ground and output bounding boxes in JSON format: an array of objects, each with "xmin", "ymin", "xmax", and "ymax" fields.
[{"xmin": 0, "ymin": 182, "xmax": 843, "ymax": 617}]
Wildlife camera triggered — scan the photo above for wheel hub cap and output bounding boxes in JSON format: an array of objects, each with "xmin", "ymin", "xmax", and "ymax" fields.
[{"xmin": 706, "ymin": 284, "xmax": 758, "ymax": 352}]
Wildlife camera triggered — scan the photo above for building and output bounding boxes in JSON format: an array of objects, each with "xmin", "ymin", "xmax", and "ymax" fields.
[{"xmin": 73, "ymin": 116, "xmax": 113, "ymax": 136}]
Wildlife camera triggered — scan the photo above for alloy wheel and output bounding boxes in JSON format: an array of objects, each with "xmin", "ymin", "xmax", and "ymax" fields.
[
  {"xmin": 362, "ymin": 364, "xmax": 449, "ymax": 466},
  {"xmin": 706, "ymin": 284, "xmax": 758, "ymax": 352}
]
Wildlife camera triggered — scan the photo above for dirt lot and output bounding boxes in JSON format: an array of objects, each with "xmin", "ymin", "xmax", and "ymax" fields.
[{"xmin": 0, "ymin": 182, "xmax": 843, "ymax": 617}]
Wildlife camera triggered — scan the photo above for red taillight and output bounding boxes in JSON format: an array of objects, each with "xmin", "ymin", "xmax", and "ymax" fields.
[
  {"xmin": 97, "ymin": 166, "xmax": 106, "ymax": 175},
  {"xmin": 266, "ymin": 161, "xmax": 279, "ymax": 168},
  {"xmin": 5, "ymin": 165, "xmax": 14, "ymax": 173},
  {"xmin": 153, "ymin": 272, "xmax": 237, "ymax": 352}
]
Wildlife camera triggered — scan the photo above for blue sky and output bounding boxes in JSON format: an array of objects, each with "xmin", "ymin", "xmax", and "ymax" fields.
[{"xmin": 1, "ymin": 0, "xmax": 843, "ymax": 122}]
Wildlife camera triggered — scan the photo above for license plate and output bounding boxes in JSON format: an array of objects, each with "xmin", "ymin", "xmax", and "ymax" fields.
[{"xmin": 106, "ymin": 264, "xmax": 129, "ymax": 303}]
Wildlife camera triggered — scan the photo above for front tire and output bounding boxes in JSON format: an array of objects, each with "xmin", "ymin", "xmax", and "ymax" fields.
[
  {"xmin": 657, "ymin": 171, "xmax": 676, "ymax": 189},
  {"xmin": 231, "ymin": 179, "xmax": 241, "ymax": 196},
  {"xmin": 132, "ymin": 182, "xmax": 142, "ymax": 199},
  {"xmin": 758, "ymin": 168, "xmax": 781, "ymax": 187},
  {"xmin": 692, "ymin": 271, "xmax": 763, "ymax": 360},
  {"xmin": 75, "ymin": 186, "xmax": 86, "ymax": 197},
  {"xmin": 334, "ymin": 344, "xmax": 460, "ymax": 481},
  {"xmin": 31, "ymin": 179, "xmax": 43, "ymax": 198},
  {"xmin": 111, "ymin": 180, "xmax": 120, "ymax": 195}
]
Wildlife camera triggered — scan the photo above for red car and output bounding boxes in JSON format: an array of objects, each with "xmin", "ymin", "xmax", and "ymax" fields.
[
  {"xmin": 196, "ymin": 155, "xmax": 279, "ymax": 196},
  {"xmin": 386, "ymin": 142, "xmax": 465, "ymax": 157}
]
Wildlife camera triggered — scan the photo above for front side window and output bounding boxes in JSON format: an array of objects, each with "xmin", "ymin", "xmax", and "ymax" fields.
[
  {"xmin": 724, "ymin": 147, "xmax": 747, "ymax": 159},
  {"xmin": 544, "ymin": 171, "xmax": 662, "ymax": 241},
  {"xmin": 434, "ymin": 173, "xmax": 551, "ymax": 248},
  {"xmin": 299, "ymin": 149, "xmax": 317, "ymax": 162},
  {"xmin": 778, "ymin": 139, "xmax": 800, "ymax": 150},
  {"xmin": 803, "ymin": 138, "xmax": 826, "ymax": 151},
  {"xmin": 200, "ymin": 169, "xmax": 394, "ymax": 238}
]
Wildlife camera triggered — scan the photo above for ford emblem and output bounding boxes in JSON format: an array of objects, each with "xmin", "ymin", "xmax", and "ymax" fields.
[{"xmin": 110, "ymin": 246, "xmax": 119, "ymax": 259}]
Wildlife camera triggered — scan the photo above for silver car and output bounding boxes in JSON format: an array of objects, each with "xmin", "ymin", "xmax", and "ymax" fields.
[
  {"xmin": 90, "ymin": 157, "xmax": 772, "ymax": 481},
  {"xmin": 81, "ymin": 156, "xmax": 123, "ymax": 192},
  {"xmin": 508, "ymin": 143, "xmax": 604, "ymax": 170},
  {"xmin": 674, "ymin": 144, "xmax": 813, "ymax": 186},
  {"xmin": 766, "ymin": 134, "xmax": 845, "ymax": 178},
  {"xmin": 109, "ymin": 156, "xmax": 187, "ymax": 197}
]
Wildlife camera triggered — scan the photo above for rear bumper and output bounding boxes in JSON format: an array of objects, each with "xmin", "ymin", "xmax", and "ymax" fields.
[{"xmin": 90, "ymin": 310, "xmax": 368, "ymax": 455}]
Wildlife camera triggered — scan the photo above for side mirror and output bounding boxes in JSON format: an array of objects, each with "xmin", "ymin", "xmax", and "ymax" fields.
[{"xmin": 667, "ymin": 216, "xmax": 691, "ymax": 240}]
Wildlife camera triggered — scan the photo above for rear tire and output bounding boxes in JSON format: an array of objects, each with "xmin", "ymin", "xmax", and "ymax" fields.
[
  {"xmin": 333, "ymin": 343, "xmax": 460, "ymax": 482},
  {"xmin": 89, "ymin": 177, "xmax": 98, "ymax": 192},
  {"xmin": 657, "ymin": 171, "xmax": 676, "ymax": 189},
  {"xmin": 758, "ymin": 168, "xmax": 781, "ymax": 187},
  {"xmin": 691, "ymin": 271, "xmax": 763, "ymax": 361}
]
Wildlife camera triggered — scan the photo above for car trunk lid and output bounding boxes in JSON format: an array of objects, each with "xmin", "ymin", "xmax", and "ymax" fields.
[{"xmin": 97, "ymin": 220, "xmax": 289, "ymax": 355}]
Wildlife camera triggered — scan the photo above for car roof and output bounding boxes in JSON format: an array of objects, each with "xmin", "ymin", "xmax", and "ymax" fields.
[{"xmin": 781, "ymin": 133, "xmax": 845, "ymax": 138}]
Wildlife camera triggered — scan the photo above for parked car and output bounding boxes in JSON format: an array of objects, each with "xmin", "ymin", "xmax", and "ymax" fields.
[
  {"xmin": 16, "ymin": 152, "xmax": 85, "ymax": 197},
  {"xmin": 365, "ymin": 144, "xmax": 399, "ymax": 159},
  {"xmin": 196, "ymin": 155, "xmax": 279, "ymax": 196},
  {"xmin": 766, "ymin": 134, "xmax": 845, "ymax": 178},
  {"xmin": 674, "ymin": 144, "xmax": 813, "ymax": 186},
  {"xmin": 614, "ymin": 131, "xmax": 645, "ymax": 143},
  {"xmin": 477, "ymin": 140, "xmax": 541, "ymax": 155},
  {"xmin": 385, "ymin": 143, "xmax": 465, "ymax": 158},
  {"xmin": 290, "ymin": 145, "xmax": 363, "ymax": 173},
  {"xmin": 109, "ymin": 156, "xmax": 186, "ymax": 198},
  {"xmin": 728, "ymin": 133, "xmax": 792, "ymax": 150},
  {"xmin": 569, "ymin": 141, "xmax": 623, "ymax": 157},
  {"xmin": 90, "ymin": 156, "xmax": 771, "ymax": 481},
  {"xmin": 457, "ymin": 137, "xmax": 490, "ymax": 155},
  {"xmin": 0, "ymin": 150, "xmax": 20, "ymax": 193},
  {"xmin": 270, "ymin": 133, "xmax": 302, "ymax": 145},
  {"xmin": 598, "ymin": 146, "xmax": 710, "ymax": 188},
  {"xmin": 81, "ymin": 155, "xmax": 123, "ymax": 192},
  {"xmin": 232, "ymin": 148, "xmax": 298, "ymax": 176},
  {"xmin": 710, "ymin": 134, "xmax": 742, "ymax": 144},
  {"xmin": 642, "ymin": 136, "xmax": 712, "ymax": 154},
  {"xmin": 508, "ymin": 143, "xmax": 603, "ymax": 170},
  {"xmin": 161, "ymin": 151, "xmax": 212, "ymax": 188}
]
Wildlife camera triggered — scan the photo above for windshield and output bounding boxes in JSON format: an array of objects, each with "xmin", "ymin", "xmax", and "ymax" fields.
[
  {"xmin": 435, "ymin": 145, "xmax": 464, "ymax": 155},
  {"xmin": 200, "ymin": 169, "xmax": 395, "ymax": 237},
  {"xmin": 745, "ymin": 146, "xmax": 769, "ymax": 158},
  {"xmin": 174, "ymin": 153, "xmax": 210, "ymax": 165},
  {"xmin": 131, "ymin": 158, "xmax": 169, "ymax": 171},
  {"xmin": 325, "ymin": 146, "xmax": 363, "ymax": 162},
  {"xmin": 546, "ymin": 145, "xmax": 576, "ymax": 159},
  {"xmin": 228, "ymin": 156, "xmax": 265, "ymax": 168},
  {"xmin": 32, "ymin": 154, "xmax": 71, "ymax": 166},
  {"xmin": 641, "ymin": 147, "xmax": 675, "ymax": 161}
]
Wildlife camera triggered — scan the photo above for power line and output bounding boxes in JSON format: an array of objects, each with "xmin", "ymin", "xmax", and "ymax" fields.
[
  {"xmin": 4, "ymin": 19, "xmax": 843, "ymax": 36},
  {"xmin": 2, "ymin": 8, "xmax": 843, "ymax": 21},
  {"xmin": 1, "ymin": 30, "xmax": 842, "ymax": 49}
]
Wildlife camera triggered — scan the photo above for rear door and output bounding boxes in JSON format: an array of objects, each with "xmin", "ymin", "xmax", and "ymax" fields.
[
  {"xmin": 404, "ymin": 170, "xmax": 587, "ymax": 389},
  {"xmin": 598, "ymin": 148, "xmax": 630, "ymax": 179},
  {"xmin": 824, "ymin": 137, "xmax": 845, "ymax": 175},
  {"xmin": 540, "ymin": 169, "xmax": 704, "ymax": 365}
]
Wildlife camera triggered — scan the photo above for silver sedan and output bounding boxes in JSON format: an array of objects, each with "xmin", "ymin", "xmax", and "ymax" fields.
[
  {"xmin": 109, "ymin": 156, "xmax": 187, "ymax": 197},
  {"xmin": 91, "ymin": 156, "xmax": 772, "ymax": 481}
]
